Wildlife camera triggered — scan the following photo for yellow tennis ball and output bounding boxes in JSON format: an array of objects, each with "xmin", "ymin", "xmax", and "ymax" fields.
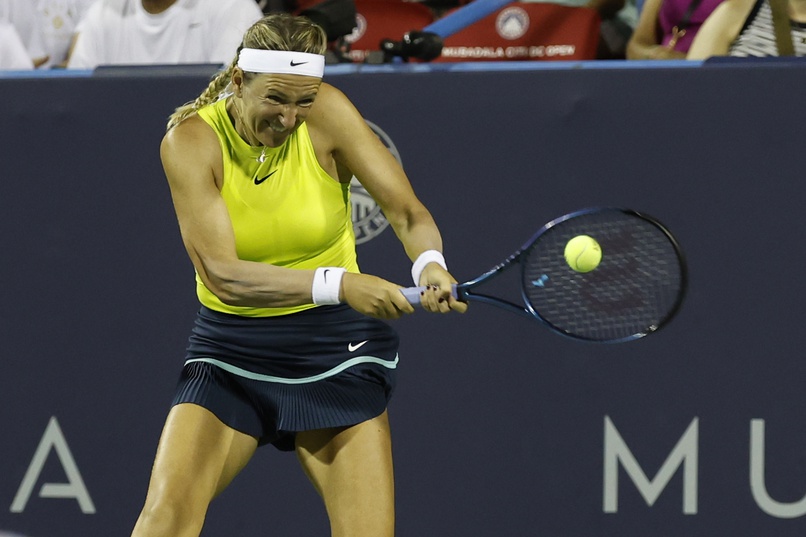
[{"xmin": 564, "ymin": 235, "xmax": 602, "ymax": 273}]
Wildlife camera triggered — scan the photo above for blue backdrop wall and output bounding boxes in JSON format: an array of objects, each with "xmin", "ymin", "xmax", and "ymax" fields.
[{"xmin": 1, "ymin": 61, "xmax": 806, "ymax": 536}]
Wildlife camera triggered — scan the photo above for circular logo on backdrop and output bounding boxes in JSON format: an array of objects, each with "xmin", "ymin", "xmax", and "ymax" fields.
[
  {"xmin": 351, "ymin": 120, "xmax": 397, "ymax": 245},
  {"xmin": 344, "ymin": 14, "xmax": 367, "ymax": 44},
  {"xmin": 496, "ymin": 7, "xmax": 530, "ymax": 40}
]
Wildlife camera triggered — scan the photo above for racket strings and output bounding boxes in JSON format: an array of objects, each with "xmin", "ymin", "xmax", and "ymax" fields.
[{"xmin": 522, "ymin": 211, "xmax": 685, "ymax": 342}]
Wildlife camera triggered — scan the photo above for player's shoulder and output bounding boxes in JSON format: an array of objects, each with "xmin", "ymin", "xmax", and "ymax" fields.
[
  {"xmin": 313, "ymin": 83, "xmax": 352, "ymax": 110},
  {"xmin": 307, "ymin": 82, "xmax": 362, "ymax": 128},
  {"xmin": 161, "ymin": 113, "xmax": 220, "ymax": 164}
]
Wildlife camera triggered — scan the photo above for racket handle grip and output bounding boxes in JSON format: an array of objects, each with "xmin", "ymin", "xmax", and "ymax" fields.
[{"xmin": 400, "ymin": 284, "xmax": 459, "ymax": 306}]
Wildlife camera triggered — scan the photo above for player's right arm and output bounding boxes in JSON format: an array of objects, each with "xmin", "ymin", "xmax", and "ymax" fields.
[
  {"xmin": 161, "ymin": 115, "xmax": 318, "ymax": 309},
  {"xmin": 161, "ymin": 115, "xmax": 410, "ymax": 319}
]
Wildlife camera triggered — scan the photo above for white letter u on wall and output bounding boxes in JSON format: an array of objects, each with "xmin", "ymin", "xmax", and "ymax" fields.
[{"xmin": 750, "ymin": 419, "xmax": 806, "ymax": 519}]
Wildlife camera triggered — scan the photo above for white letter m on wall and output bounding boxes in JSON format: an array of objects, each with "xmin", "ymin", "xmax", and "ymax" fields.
[{"xmin": 603, "ymin": 416, "xmax": 699, "ymax": 515}]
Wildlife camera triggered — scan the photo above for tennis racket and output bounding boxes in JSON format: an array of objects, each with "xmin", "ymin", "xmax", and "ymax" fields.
[{"xmin": 401, "ymin": 208, "xmax": 687, "ymax": 343}]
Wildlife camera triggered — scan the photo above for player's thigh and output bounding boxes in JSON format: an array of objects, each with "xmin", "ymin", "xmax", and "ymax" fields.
[
  {"xmin": 146, "ymin": 403, "xmax": 258, "ymax": 503},
  {"xmin": 295, "ymin": 411, "xmax": 394, "ymax": 519}
]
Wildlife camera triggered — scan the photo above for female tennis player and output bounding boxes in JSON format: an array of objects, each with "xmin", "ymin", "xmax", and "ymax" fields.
[{"xmin": 129, "ymin": 13, "xmax": 466, "ymax": 537}]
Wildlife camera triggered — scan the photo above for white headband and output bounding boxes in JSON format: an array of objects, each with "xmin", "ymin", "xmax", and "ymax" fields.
[{"xmin": 237, "ymin": 48, "xmax": 325, "ymax": 78}]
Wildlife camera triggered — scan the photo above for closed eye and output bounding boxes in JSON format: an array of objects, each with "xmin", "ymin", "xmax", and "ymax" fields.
[{"xmin": 264, "ymin": 95, "xmax": 316, "ymax": 108}]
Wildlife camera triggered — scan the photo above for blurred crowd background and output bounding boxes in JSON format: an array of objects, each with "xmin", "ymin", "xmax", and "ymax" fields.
[{"xmin": 1, "ymin": 0, "xmax": 803, "ymax": 72}]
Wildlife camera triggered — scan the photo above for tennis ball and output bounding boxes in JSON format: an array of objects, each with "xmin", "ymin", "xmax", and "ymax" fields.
[{"xmin": 564, "ymin": 235, "xmax": 602, "ymax": 273}]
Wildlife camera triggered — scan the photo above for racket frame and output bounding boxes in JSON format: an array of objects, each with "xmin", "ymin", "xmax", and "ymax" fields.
[{"xmin": 401, "ymin": 207, "xmax": 687, "ymax": 343}]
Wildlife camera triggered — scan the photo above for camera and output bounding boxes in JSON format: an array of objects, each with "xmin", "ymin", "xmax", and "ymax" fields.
[{"xmin": 376, "ymin": 31, "xmax": 444, "ymax": 63}]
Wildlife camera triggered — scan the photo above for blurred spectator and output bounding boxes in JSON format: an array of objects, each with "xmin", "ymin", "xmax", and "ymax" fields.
[
  {"xmin": 627, "ymin": 0, "xmax": 723, "ymax": 58},
  {"xmin": 256, "ymin": 0, "xmax": 299, "ymax": 13},
  {"xmin": 67, "ymin": 0, "xmax": 262, "ymax": 69},
  {"xmin": 687, "ymin": 0, "xmax": 806, "ymax": 57},
  {"xmin": 523, "ymin": 0, "xmax": 639, "ymax": 58},
  {"xmin": 0, "ymin": 20, "xmax": 33, "ymax": 69},
  {"xmin": 37, "ymin": 0, "xmax": 97, "ymax": 68},
  {"xmin": 0, "ymin": 0, "xmax": 49, "ymax": 67},
  {"xmin": 255, "ymin": 0, "xmax": 357, "ymax": 63},
  {"xmin": 602, "ymin": 0, "xmax": 640, "ymax": 57}
]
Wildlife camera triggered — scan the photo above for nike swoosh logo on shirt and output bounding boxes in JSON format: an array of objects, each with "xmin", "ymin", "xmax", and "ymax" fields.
[
  {"xmin": 254, "ymin": 170, "xmax": 277, "ymax": 185},
  {"xmin": 348, "ymin": 341, "xmax": 369, "ymax": 352}
]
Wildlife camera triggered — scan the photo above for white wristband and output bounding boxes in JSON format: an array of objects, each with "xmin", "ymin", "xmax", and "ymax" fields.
[
  {"xmin": 411, "ymin": 250, "xmax": 447, "ymax": 286},
  {"xmin": 312, "ymin": 267, "xmax": 346, "ymax": 305}
]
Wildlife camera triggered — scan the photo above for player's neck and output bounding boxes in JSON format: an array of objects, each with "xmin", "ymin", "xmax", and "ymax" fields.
[
  {"xmin": 141, "ymin": 0, "xmax": 178, "ymax": 14},
  {"xmin": 226, "ymin": 99, "xmax": 262, "ymax": 147}
]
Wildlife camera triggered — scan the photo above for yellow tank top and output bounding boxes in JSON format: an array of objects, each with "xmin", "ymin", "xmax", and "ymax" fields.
[{"xmin": 195, "ymin": 98, "xmax": 359, "ymax": 317}]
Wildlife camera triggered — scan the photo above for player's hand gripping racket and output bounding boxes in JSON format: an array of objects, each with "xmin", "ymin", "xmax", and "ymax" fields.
[{"xmin": 401, "ymin": 208, "xmax": 687, "ymax": 343}]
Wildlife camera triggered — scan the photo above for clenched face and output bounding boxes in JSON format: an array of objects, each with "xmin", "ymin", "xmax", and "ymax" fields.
[{"xmin": 230, "ymin": 70, "xmax": 322, "ymax": 148}]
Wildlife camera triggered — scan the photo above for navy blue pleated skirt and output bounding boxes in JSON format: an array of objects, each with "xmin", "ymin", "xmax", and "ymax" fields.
[{"xmin": 172, "ymin": 304, "xmax": 399, "ymax": 451}]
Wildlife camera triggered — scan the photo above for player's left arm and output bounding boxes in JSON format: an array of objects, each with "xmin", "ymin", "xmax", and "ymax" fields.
[{"xmin": 307, "ymin": 83, "xmax": 466, "ymax": 312}]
